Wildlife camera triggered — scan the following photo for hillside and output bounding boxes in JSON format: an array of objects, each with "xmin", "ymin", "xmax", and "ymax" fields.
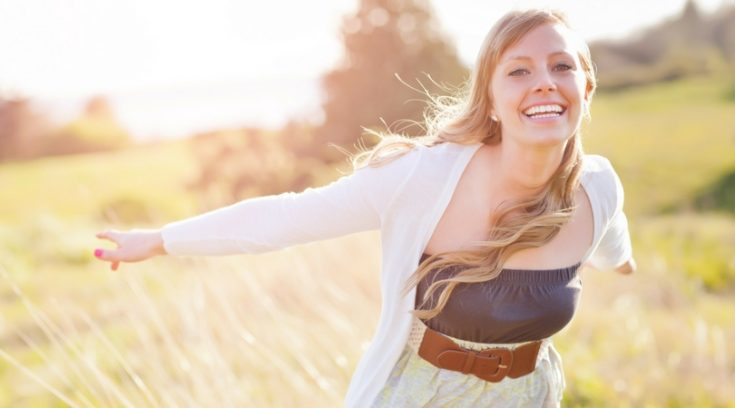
[
  {"xmin": 590, "ymin": 1, "xmax": 735, "ymax": 90},
  {"xmin": 0, "ymin": 74, "xmax": 734, "ymax": 406}
]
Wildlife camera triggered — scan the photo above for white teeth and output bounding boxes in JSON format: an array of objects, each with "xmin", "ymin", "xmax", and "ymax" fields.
[
  {"xmin": 523, "ymin": 104, "xmax": 564, "ymax": 116},
  {"xmin": 531, "ymin": 113, "xmax": 560, "ymax": 119}
]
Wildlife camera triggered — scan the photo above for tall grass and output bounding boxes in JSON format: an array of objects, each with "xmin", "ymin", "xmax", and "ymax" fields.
[
  {"xmin": 1, "ymin": 233, "xmax": 382, "ymax": 407},
  {"xmin": 2, "ymin": 225, "xmax": 733, "ymax": 406}
]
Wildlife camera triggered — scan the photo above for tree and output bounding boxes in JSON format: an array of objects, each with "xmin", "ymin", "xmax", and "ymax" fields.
[
  {"xmin": 44, "ymin": 96, "xmax": 131, "ymax": 156},
  {"xmin": 0, "ymin": 97, "xmax": 50, "ymax": 162},
  {"xmin": 187, "ymin": 127, "xmax": 318, "ymax": 210},
  {"xmin": 589, "ymin": 0, "xmax": 735, "ymax": 90},
  {"xmin": 316, "ymin": 0, "xmax": 467, "ymax": 162}
]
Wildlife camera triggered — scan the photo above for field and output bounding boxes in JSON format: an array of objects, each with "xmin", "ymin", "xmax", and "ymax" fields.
[{"xmin": 1, "ymin": 74, "xmax": 735, "ymax": 407}]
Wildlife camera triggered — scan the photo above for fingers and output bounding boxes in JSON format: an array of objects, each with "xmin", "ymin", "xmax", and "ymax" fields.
[
  {"xmin": 94, "ymin": 247, "xmax": 122, "ymax": 272},
  {"xmin": 96, "ymin": 230, "xmax": 120, "ymax": 244},
  {"xmin": 96, "ymin": 230, "xmax": 121, "ymax": 271},
  {"xmin": 94, "ymin": 247, "xmax": 113, "ymax": 262}
]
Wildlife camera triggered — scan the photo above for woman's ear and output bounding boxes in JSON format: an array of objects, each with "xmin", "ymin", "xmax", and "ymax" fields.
[{"xmin": 489, "ymin": 102, "xmax": 499, "ymax": 122}]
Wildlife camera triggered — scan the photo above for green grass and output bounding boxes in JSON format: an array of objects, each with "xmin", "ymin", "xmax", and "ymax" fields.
[
  {"xmin": 583, "ymin": 74, "xmax": 735, "ymax": 217},
  {"xmin": 0, "ymin": 139, "xmax": 198, "ymax": 228}
]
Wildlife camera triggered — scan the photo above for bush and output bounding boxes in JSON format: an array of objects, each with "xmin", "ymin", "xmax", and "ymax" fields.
[
  {"xmin": 639, "ymin": 214, "xmax": 735, "ymax": 292},
  {"xmin": 42, "ymin": 116, "xmax": 131, "ymax": 157}
]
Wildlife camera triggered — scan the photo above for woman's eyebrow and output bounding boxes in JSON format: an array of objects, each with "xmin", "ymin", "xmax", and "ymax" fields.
[{"xmin": 501, "ymin": 51, "xmax": 575, "ymax": 64}]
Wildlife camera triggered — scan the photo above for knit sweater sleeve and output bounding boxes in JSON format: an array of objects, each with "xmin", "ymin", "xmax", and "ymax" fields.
[{"xmin": 160, "ymin": 148, "xmax": 422, "ymax": 255}]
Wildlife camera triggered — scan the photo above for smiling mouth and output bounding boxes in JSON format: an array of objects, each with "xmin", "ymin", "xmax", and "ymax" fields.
[{"xmin": 522, "ymin": 104, "xmax": 566, "ymax": 119}]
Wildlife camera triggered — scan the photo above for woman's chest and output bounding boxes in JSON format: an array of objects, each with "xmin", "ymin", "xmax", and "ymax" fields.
[{"xmin": 424, "ymin": 184, "xmax": 594, "ymax": 270}]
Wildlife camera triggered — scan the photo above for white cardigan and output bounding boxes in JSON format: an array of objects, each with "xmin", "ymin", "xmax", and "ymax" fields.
[{"xmin": 161, "ymin": 142, "xmax": 632, "ymax": 407}]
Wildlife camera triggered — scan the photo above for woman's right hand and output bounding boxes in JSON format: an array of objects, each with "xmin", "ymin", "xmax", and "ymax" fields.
[{"xmin": 94, "ymin": 228, "xmax": 167, "ymax": 271}]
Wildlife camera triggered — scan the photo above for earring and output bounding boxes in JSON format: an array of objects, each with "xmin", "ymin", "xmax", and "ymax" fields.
[{"xmin": 490, "ymin": 115, "xmax": 499, "ymax": 122}]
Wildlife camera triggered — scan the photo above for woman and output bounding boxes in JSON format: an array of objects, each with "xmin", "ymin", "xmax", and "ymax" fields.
[{"xmin": 95, "ymin": 9, "xmax": 635, "ymax": 407}]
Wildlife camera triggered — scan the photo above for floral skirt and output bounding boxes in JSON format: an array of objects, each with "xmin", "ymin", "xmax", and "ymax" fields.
[{"xmin": 372, "ymin": 332, "xmax": 565, "ymax": 408}]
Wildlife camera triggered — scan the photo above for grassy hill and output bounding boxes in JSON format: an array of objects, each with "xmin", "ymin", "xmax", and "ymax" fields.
[
  {"xmin": 583, "ymin": 74, "xmax": 735, "ymax": 217},
  {"xmin": 0, "ymin": 74, "xmax": 734, "ymax": 406}
]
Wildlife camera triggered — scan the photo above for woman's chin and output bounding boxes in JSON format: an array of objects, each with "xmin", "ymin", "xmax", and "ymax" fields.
[{"xmin": 517, "ymin": 131, "xmax": 574, "ymax": 148}]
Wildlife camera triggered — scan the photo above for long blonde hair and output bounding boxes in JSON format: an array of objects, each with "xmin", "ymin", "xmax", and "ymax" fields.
[{"xmin": 353, "ymin": 9, "xmax": 597, "ymax": 320}]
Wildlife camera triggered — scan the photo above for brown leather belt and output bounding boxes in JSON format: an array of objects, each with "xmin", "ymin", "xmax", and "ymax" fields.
[{"xmin": 418, "ymin": 326, "xmax": 542, "ymax": 382}]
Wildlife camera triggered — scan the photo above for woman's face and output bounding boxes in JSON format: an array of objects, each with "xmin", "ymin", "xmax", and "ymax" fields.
[{"xmin": 490, "ymin": 23, "xmax": 589, "ymax": 148}]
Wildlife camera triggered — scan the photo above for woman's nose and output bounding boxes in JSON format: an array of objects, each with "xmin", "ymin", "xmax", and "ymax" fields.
[{"xmin": 534, "ymin": 71, "xmax": 557, "ymax": 92}]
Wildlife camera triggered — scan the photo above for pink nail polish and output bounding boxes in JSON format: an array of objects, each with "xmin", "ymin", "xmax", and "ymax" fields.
[{"xmin": 94, "ymin": 249, "xmax": 103, "ymax": 258}]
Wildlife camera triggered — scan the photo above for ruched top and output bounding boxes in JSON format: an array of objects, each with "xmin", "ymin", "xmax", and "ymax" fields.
[{"xmin": 415, "ymin": 253, "xmax": 582, "ymax": 344}]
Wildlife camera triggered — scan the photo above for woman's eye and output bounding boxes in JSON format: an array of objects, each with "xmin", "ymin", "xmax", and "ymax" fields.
[
  {"xmin": 509, "ymin": 68, "xmax": 529, "ymax": 76},
  {"xmin": 554, "ymin": 63, "xmax": 572, "ymax": 71}
]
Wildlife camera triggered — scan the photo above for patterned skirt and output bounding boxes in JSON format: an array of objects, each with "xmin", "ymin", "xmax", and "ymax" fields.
[{"xmin": 372, "ymin": 321, "xmax": 566, "ymax": 407}]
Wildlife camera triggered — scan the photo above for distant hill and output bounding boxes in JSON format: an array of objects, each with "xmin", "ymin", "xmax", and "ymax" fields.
[{"xmin": 590, "ymin": 0, "xmax": 735, "ymax": 90}]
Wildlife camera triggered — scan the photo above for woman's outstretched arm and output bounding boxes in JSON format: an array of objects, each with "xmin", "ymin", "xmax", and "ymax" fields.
[{"xmin": 94, "ymin": 148, "xmax": 422, "ymax": 271}]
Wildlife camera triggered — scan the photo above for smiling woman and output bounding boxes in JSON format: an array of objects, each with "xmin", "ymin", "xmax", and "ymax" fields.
[{"xmin": 94, "ymin": 8, "xmax": 634, "ymax": 408}]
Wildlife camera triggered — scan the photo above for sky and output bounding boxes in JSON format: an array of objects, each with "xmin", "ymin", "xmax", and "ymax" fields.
[{"xmin": 0, "ymin": 0, "xmax": 730, "ymax": 140}]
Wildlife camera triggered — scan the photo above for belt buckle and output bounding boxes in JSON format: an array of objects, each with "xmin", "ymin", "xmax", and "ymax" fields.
[{"xmin": 474, "ymin": 347, "xmax": 513, "ymax": 382}]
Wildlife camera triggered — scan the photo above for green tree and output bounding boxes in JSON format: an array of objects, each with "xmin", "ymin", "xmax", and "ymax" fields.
[{"xmin": 316, "ymin": 0, "xmax": 467, "ymax": 162}]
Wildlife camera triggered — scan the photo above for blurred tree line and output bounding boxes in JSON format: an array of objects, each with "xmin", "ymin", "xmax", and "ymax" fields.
[
  {"xmin": 1, "ymin": 0, "xmax": 466, "ymax": 212},
  {"xmin": 591, "ymin": 0, "xmax": 735, "ymax": 90},
  {"xmin": 4, "ymin": 0, "xmax": 734, "ymax": 212},
  {"xmin": 186, "ymin": 124, "xmax": 328, "ymax": 210},
  {"xmin": 0, "ymin": 95, "xmax": 130, "ymax": 162},
  {"xmin": 190, "ymin": 0, "xmax": 467, "ymax": 208},
  {"xmin": 0, "ymin": 98, "xmax": 49, "ymax": 161}
]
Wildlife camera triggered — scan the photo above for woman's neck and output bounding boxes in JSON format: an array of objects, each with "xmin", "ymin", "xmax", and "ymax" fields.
[{"xmin": 483, "ymin": 139, "xmax": 567, "ymax": 199}]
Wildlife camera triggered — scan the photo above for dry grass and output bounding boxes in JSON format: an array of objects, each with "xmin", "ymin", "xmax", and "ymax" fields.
[
  {"xmin": 1, "ymin": 232, "xmax": 382, "ymax": 407},
  {"xmin": 2, "ymin": 224, "xmax": 734, "ymax": 407}
]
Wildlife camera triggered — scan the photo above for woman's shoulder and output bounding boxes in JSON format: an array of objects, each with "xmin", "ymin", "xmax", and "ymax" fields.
[
  {"xmin": 425, "ymin": 140, "xmax": 483, "ymax": 152},
  {"xmin": 580, "ymin": 153, "xmax": 625, "ymax": 213},
  {"xmin": 581, "ymin": 154, "xmax": 623, "ymax": 184},
  {"xmin": 370, "ymin": 140, "xmax": 481, "ymax": 168},
  {"xmin": 421, "ymin": 141, "xmax": 484, "ymax": 162},
  {"xmin": 581, "ymin": 153, "xmax": 616, "ymax": 173}
]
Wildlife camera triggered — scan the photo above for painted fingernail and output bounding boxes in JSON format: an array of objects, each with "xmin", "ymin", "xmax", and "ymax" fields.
[{"xmin": 94, "ymin": 249, "xmax": 103, "ymax": 258}]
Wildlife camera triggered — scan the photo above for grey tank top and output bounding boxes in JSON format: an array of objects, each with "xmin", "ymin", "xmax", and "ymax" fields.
[{"xmin": 415, "ymin": 253, "xmax": 582, "ymax": 343}]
